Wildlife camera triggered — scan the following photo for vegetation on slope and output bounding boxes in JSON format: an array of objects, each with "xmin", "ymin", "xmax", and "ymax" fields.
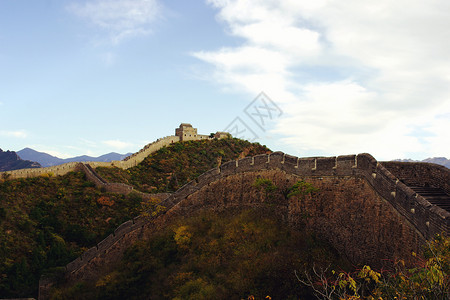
[
  {"xmin": 298, "ymin": 234, "xmax": 450, "ymax": 299},
  {"xmin": 95, "ymin": 138, "xmax": 271, "ymax": 193},
  {"xmin": 0, "ymin": 172, "xmax": 146, "ymax": 297},
  {"xmin": 51, "ymin": 208, "xmax": 350, "ymax": 299}
]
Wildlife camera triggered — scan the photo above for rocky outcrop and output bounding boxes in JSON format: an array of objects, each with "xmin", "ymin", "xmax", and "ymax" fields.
[{"xmin": 0, "ymin": 148, "xmax": 41, "ymax": 172}]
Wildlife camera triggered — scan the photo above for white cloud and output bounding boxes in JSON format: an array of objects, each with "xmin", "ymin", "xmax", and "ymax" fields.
[
  {"xmin": 68, "ymin": 0, "xmax": 162, "ymax": 44},
  {"xmin": 43, "ymin": 150, "xmax": 72, "ymax": 159},
  {"xmin": 195, "ymin": 0, "xmax": 450, "ymax": 160},
  {"xmin": 103, "ymin": 139, "xmax": 133, "ymax": 150},
  {"xmin": 0, "ymin": 130, "xmax": 27, "ymax": 138}
]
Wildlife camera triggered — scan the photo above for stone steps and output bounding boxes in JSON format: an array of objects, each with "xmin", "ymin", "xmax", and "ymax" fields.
[{"xmin": 408, "ymin": 185, "xmax": 450, "ymax": 212}]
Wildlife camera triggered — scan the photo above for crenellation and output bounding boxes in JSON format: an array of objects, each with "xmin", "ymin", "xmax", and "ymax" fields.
[
  {"xmin": 253, "ymin": 154, "xmax": 269, "ymax": 168},
  {"xmin": 268, "ymin": 151, "xmax": 284, "ymax": 168},
  {"xmin": 220, "ymin": 160, "xmax": 237, "ymax": 176},
  {"xmin": 297, "ymin": 157, "xmax": 316, "ymax": 175},
  {"xmin": 236, "ymin": 157, "xmax": 254, "ymax": 172},
  {"xmin": 336, "ymin": 155, "xmax": 357, "ymax": 175},
  {"xmin": 283, "ymin": 154, "xmax": 298, "ymax": 166},
  {"xmin": 114, "ymin": 220, "xmax": 134, "ymax": 237},
  {"xmin": 281, "ymin": 154, "xmax": 299, "ymax": 173},
  {"xmin": 315, "ymin": 157, "xmax": 337, "ymax": 175},
  {"xmin": 81, "ymin": 246, "xmax": 98, "ymax": 263},
  {"xmin": 97, "ymin": 234, "xmax": 115, "ymax": 252},
  {"xmin": 65, "ymin": 257, "xmax": 83, "ymax": 273},
  {"xmin": 195, "ymin": 168, "xmax": 220, "ymax": 189},
  {"xmin": 172, "ymin": 182, "xmax": 198, "ymax": 200},
  {"xmin": 356, "ymin": 153, "xmax": 377, "ymax": 172}
]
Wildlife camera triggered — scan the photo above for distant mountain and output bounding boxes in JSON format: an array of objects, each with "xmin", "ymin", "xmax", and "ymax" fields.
[
  {"xmin": 0, "ymin": 148, "xmax": 41, "ymax": 172},
  {"xmin": 62, "ymin": 152, "xmax": 133, "ymax": 164},
  {"xmin": 17, "ymin": 148, "xmax": 133, "ymax": 168},
  {"xmin": 17, "ymin": 148, "xmax": 64, "ymax": 167},
  {"xmin": 423, "ymin": 157, "xmax": 450, "ymax": 169},
  {"xmin": 392, "ymin": 157, "xmax": 450, "ymax": 169}
]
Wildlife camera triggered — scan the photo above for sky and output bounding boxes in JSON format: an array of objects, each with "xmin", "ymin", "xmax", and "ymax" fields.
[{"xmin": 0, "ymin": 0, "xmax": 449, "ymax": 161}]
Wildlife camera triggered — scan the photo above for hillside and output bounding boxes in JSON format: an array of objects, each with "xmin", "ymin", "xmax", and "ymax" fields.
[
  {"xmin": 0, "ymin": 172, "xmax": 146, "ymax": 297},
  {"xmin": 95, "ymin": 138, "xmax": 271, "ymax": 193},
  {"xmin": 0, "ymin": 148, "xmax": 41, "ymax": 172},
  {"xmin": 0, "ymin": 138, "xmax": 270, "ymax": 298},
  {"xmin": 51, "ymin": 208, "xmax": 350, "ymax": 299}
]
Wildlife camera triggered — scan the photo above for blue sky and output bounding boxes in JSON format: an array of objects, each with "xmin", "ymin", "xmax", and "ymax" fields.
[{"xmin": 0, "ymin": 0, "xmax": 449, "ymax": 161}]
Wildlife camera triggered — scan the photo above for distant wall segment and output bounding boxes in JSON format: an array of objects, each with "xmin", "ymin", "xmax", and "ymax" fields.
[
  {"xmin": 2, "ymin": 135, "xmax": 182, "ymax": 179},
  {"xmin": 1, "ymin": 123, "xmax": 231, "ymax": 179}
]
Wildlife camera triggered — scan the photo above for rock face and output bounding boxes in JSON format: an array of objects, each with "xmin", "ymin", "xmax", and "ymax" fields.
[{"xmin": 0, "ymin": 148, "xmax": 41, "ymax": 172}]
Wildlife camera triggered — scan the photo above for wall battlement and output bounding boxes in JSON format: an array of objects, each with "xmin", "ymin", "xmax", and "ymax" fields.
[{"xmin": 53, "ymin": 152, "xmax": 449, "ymax": 289}]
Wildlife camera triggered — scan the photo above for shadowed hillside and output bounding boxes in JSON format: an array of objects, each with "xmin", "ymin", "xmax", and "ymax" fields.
[{"xmin": 51, "ymin": 208, "xmax": 350, "ymax": 299}]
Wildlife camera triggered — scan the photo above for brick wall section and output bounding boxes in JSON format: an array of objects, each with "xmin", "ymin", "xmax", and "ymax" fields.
[
  {"xmin": 382, "ymin": 161, "xmax": 450, "ymax": 195},
  {"xmin": 39, "ymin": 152, "xmax": 450, "ymax": 298},
  {"xmin": 163, "ymin": 170, "xmax": 422, "ymax": 267},
  {"xmin": 75, "ymin": 163, "xmax": 169, "ymax": 202}
]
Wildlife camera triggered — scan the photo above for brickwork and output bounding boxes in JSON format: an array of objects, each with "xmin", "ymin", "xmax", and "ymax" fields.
[
  {"xmin": 382, "ymin": 161, "xmax": 450, "ymax": 195},
  {"xmin": 163, "ymin": 170, "xmax": 423, "ymax": 268}
]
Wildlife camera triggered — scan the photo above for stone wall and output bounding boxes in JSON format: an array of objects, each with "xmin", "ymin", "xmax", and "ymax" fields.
[
  {"xmin": 75, "ymin": 163, "xmax": 170, "ymax": 202},
  {"xmin": 162, "ymin": 170, "xmax": 423, "ymax": 268},
  {"xmin": 382, "ymin": 161, "xmax": 450, "ymax": 195},
  {"xmin": 119, "ymin": 135, "xmax": 180, "ymax": 168},
  {"xmin": 0, "ymin": 161, "xmax": 81, "ymax": 179},
  {"xmin": 50, "ymin": 152, "xmax": 450, "ymax": 295},
  {"xmin": 1, "ymin": 135, "xmax": 180, "ymax": 179}
]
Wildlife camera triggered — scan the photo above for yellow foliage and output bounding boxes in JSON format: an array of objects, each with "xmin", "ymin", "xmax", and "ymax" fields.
[
  {"xmin": 95, "ymin": 271, "xmax": 119, "ymax": 287},
  {"xmin": 174, "ymin": 225, "xmax": 192, "ymax": 250}
]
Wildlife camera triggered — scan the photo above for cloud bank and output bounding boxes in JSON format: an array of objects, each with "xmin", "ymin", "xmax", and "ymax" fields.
[{"xmin": 195, "ymin": 0, "xmax": 450, "ymax": 160}]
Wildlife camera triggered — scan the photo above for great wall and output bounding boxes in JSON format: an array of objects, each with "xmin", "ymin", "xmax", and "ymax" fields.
[
  {"xmin": 2, "ymin": 123, "xmax": 448, "ymax": 299},
  {"xmin": 1, "ymin": 123, "xmax": 229, "ymax": 179},
  {"xmin": 38, "ymin": 149, "xmax": 450, "ymax": 298}
]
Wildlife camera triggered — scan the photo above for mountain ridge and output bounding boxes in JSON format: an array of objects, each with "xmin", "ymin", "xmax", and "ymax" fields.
[
  {"xmin": 17, "ymin": 148, "xmax": 132, "ymax": 168},
  {"xmin": 393, "ymin": 157, "xmax": 450, "ymax": 169}
]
